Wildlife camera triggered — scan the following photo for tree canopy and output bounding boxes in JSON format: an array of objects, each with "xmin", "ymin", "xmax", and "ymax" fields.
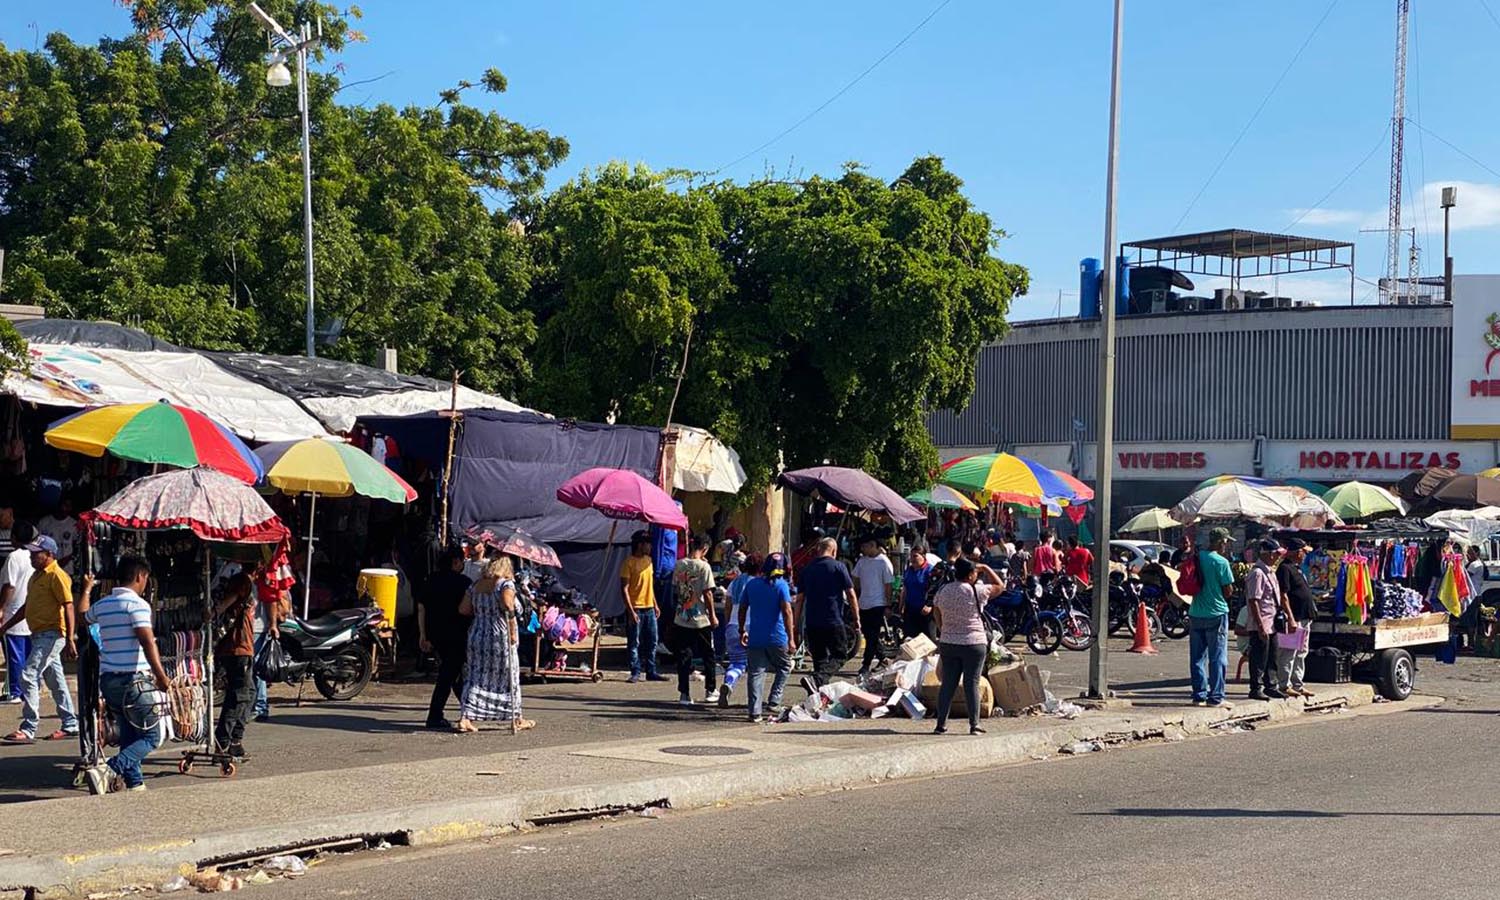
[
  {"xmin": 0, "ymin": 0, "xmax": 565, "ymax": 394},
  {"xmin": 527, "ymin": 159, "xmax": 1027, "ymax": 494},
  {"xmin": 0, "ymin": 2, "xmax": 1026, "ymax": 496}
]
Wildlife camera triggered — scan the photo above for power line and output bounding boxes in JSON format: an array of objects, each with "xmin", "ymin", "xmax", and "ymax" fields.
[
  {"xmin": 1479, "ymin": 0, "xmax": 1500, "ymax": 34},
  {"xmin": 1282, "ymin": 124, "xmax": 1390, "ymax": 232},
  {"xmin": 1172, "ymin": 0, "xmax": 1339, "ymax": 231},
  {"xmin": 1406, "ymin": 119, "xmax": 1500, "ymax": 181},
  {"xmin": 711, "ymin": 0, "xmax": 953, "ymax": 176}
]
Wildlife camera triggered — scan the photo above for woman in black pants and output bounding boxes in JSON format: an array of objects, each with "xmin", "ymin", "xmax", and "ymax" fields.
[{"xmin": 930, "ymin": 559, "xmax": 1001, "ymax": 735}]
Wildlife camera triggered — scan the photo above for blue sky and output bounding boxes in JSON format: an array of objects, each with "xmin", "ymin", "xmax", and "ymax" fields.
[{"xmin": 6, "ymin": 1, "xmax": 1500, "ymax": 319}]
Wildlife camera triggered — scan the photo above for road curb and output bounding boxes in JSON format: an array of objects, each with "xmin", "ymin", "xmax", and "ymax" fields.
[{"xmin": 0, "ymin": 684, "xmax": 1378, "ymax": 897}]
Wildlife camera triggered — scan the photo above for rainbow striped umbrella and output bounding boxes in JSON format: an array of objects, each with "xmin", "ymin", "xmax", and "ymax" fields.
[
  {"xmin": 939, "ymin": 453, "xmax": 1083, "ymax": 506},
  {"xmin": 905, "ymin": 484, "xmax": 978, "ymax": 511},
  {"xmin": 1049, "ymin": 469, "xmax": 1094, "ymax": 503},
  {"xmin": 46, "ymin": 401, "xmax": 263, "ymax": 485}
]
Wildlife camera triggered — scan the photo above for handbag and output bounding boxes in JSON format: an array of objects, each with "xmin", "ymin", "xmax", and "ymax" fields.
[
  {"xmin": 1273, "ymin": 609, "xmax": 1291, "ymax": 634},
  {"xmin": 971, "ymin": 584, "xmax": 995, "ymax": 675}
]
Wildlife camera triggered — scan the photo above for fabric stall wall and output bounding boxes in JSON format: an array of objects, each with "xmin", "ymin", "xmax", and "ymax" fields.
[{"xmin": 359, "ymin": 410, "xmax": 664, "ymax": 617}]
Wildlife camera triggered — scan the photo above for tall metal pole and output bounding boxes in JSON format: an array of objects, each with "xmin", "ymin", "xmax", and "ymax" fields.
[
  {"xmin": 1088, "ymin": 0, "xmax": 1124, "ymax": 701},
  {"xmin": 298, "ymin": 24, "xmax": 317, "ymax": 358}
]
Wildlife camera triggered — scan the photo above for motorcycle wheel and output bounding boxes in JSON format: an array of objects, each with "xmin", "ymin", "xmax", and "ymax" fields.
[
  {"xmin": 1160, "ymin": 605, "xmax": 1189, "ymax": 640},
  {"xmin": 1026, "ymin": 619, "xmax": 1063, "ymax": 655},
  {"xmin": 1059, "ymin": 612, "xmax": 1095, "ymax": 652},
  {"xmin": 314, "ymin": 644, "xmax": 374, "ymax": 701},
  {"xmin": 1122, "ymin": 606, "xmax": 1163, "ymax": 639}
]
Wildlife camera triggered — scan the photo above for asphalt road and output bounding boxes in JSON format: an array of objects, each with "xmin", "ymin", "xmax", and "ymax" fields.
[{"xmin": 254, "ymin": 685, "xmax": 1500, "ymax": 900}]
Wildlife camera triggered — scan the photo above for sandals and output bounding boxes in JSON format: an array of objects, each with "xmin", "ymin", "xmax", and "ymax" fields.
[
  {"xmin": 511, "ymin": 718, "xmax": 536, "ymax": 733},
  {"xmin": 2, "ymin": 730, "xmax": 33, "ymax": 744},
  {"xmin": 453, "ymin": 721, "xmax": 480, "ymax": 734}
]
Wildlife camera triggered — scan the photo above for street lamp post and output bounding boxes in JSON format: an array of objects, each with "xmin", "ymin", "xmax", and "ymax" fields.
[
  {"xmin": 1088, "ymin": 0, "xmax": 1124, "ymax": 701},
  {"xmin": 250, "ymin": 3, "xmax": 321, "ymax": 359},
  {"xmin": 1441, "ymin": 186, "xmax": 1457, "ymax": 303}
]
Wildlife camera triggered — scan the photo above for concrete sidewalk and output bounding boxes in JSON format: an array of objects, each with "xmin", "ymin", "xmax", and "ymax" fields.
[{"xmin": 0, "ymin": 681, "xmax": 1394, "ymax": 896}]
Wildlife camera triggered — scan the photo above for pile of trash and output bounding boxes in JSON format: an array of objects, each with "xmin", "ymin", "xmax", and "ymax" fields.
[
  {"xmin": 159, "ymin": 854, "xmax": 310, "ymax": 893},
  {"xmin": 777, "ymin": 634, "xmax": 1083, "ymax": 724}
]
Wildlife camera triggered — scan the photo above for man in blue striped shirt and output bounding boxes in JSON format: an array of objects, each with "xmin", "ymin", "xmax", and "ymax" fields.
[{"xmin": 79, "ymin": 557, "xmax": 171, "ymax": 792}]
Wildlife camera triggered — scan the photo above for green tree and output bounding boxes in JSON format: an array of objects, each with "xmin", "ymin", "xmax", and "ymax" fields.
[
  {"xmin": 0, "ymin": 1, "xmax": 566, "ymax": 393},
  {"xmin": 524, "ymin": 157, "xmax": 1027, "ymax": 495}
]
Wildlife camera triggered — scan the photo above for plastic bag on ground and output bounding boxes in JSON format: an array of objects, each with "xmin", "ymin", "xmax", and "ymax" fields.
[
  {"xmin": 262, "ymin": 855, "xmax": 308, "ymax": 876},
  {"xmin": 159, "ymin": 875, "xmax": 191, "ymax": 893}
]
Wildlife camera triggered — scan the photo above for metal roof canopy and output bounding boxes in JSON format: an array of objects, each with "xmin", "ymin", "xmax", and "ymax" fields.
[{"xmin": 1122, "ymin": 228, "xmax": 1355, "ymax": 301}]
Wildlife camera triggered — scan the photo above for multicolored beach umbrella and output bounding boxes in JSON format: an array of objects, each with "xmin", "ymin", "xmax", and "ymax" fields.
[
  {"xmin": 939, "ymin": 453, "xmax": 1084, "ymax": 506},
  {"xmin": 905, "ymin": 484, "xmax": 979, "ymax": 511},
  {"xmin": 46, "ymin": 401, "xmax": 263, "ymax": 485},
  {"xmin": 255, "ymin": 438, "xmax": 417, "ymax": 503}
]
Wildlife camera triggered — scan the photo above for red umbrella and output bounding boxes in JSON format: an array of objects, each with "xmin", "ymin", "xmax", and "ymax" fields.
[
  {"xmin": 81, "ymin": 467, "xmax": 289, "ymax": 545},
  {"xmin": 556, "ymin": 467, "xmax": 688, "ymax": 530}
]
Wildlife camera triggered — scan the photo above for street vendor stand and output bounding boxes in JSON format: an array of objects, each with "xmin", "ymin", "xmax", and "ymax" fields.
[
  {"xmin": 1273, "ymin": 523, "xmax": 1455, "ymax": 700},
  {"xmin": 81, "ymin": 468, "xmax": 291, "ymax": 779}
]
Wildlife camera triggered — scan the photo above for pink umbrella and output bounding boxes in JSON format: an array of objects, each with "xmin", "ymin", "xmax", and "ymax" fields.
[{"xmin": 556, "ymin": 467, "xmax": 688, "ymax": 530}]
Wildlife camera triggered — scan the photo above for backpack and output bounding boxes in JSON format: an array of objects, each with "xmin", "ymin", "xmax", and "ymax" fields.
[{"xmin": 1177, "ymin": 553, "xmax": 1203, "ymax": 596}]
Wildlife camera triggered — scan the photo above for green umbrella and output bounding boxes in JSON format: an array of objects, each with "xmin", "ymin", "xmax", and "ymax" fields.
[
  {"xmin": 1118, "ymin": 507, "xmax": 1179, "ymax": 535},
  {"xmin": 905, "ymin": 484, "xmax": 978, "ymax": 511},
  {"xmin": 1321, "ymin": 481, "xmax": 1406, "ymax": 521}
]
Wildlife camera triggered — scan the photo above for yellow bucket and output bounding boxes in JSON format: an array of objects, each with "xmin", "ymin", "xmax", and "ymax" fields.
[{"xmin": 357, "ymin": 568, "xmax": 399, "ymax": 626}]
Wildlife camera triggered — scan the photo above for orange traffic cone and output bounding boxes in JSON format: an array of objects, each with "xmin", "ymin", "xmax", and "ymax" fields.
[{"xmin": 1127, "ymin": 602, "xmax": 1158, "ymax": 655}]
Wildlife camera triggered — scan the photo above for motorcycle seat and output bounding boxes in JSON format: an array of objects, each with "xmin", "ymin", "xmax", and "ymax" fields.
[{"xmin": 294, "ymin": 609, "xmax": 369, "ymax": 637}]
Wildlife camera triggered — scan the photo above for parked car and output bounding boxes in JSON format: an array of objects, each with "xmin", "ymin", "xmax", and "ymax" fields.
[{"xmin": 1108, "ymin": 540, "xmax": 1174, "ymax": 574}]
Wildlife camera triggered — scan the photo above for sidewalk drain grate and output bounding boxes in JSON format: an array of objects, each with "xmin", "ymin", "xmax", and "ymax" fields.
[{"xmin": 658, "ymin": 745, "xmax": 753, "ymax": 757}]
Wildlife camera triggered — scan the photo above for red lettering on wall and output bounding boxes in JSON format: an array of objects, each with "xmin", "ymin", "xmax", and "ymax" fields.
[
  {"xmin": 1300, "ymin": 451, "xmax": 1317, "ymax": 468},
  {"xmin": 1471, "ymin": 379, "xmax": 1500, "ymax": 396},
  {"xmin": 1116, "ymin": 451, "xmax": 1208, "ymax": 471},
  {"xmin": 1446, "ymin": 452, "xmax": 1463, "ymax": 468}
]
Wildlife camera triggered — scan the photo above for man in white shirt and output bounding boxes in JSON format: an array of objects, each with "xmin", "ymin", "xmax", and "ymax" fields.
[
  {"xmin": 852, "ymin": 537, "xmax": 895, "ymax": 677},
  {"xmin": 78, "ymin": 556, "xmax": 171, "ymax": 793},
  {"xmin": 0, "ymin": 521, "xmax": 33, "ymax": 704}
]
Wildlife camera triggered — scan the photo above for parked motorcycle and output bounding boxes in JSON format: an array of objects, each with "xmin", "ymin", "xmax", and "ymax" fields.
[
  {"xmin": 1107, "ymin": 570, "xmax": 1162, "ymax": 639},
  {"xmin": 1140, "ymin": 562, "xmax": 1190, "ymax": 639},
  {"xmin": 261, "ymin": 607, "xmax": 384, "ymax": 701}
]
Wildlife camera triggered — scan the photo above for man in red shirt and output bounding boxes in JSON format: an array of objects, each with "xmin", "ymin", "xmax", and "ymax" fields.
[
  {"xmin": 1063, "ymin": 535, "xmax": 1095, "ymax": 586},
  {"xmin": 1033, "ymin": 530, "xmax": 1062, "ymax": 575}
]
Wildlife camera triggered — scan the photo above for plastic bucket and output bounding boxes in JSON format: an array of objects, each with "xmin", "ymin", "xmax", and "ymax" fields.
[{"xmin": 357, "ymin": 568, "xmax": 399, "ymax": 626}]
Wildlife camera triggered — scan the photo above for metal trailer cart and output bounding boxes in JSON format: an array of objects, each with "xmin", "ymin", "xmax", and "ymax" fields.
[{"xmin": 1308, "ymin": 611, "xmax": 1448, "ymax": 701}]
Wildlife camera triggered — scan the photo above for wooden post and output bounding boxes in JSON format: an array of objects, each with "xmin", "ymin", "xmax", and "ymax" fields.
[{"xmin": 438, "ymin": 370, "xmax": 463, "ymax": 545}]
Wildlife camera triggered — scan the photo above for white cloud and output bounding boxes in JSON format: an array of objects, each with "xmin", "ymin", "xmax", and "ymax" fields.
[{"xmin": 1286, "ymin": 207, "xmax": 1364, "ymax": 226}]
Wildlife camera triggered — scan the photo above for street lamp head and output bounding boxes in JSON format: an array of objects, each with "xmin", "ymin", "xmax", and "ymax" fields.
[
  {"xmin": 265, "ymin": 61, "xmax": 293, "ymax": 88},
  {"xmin": 1442, "ymin": 185, "xmax": 1458, "ymax": 209}
]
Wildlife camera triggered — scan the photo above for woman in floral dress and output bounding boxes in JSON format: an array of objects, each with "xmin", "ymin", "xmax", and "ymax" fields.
[{"xmin": 456, "ymin": 557, "xmax": 534, "ymax": 734}]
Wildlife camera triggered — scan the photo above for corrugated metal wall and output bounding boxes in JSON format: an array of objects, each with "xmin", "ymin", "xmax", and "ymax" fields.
[{"xmin": 927, "ymin": 306, "xmax": 1452, "ymax": 445}]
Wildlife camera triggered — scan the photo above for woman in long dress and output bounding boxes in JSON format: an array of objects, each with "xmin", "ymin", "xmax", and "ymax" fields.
[{"xmin": 456, "ymin": 557, "xmax": 534, "ymax": 734}]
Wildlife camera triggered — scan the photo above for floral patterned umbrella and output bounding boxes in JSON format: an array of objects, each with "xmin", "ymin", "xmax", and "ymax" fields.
[
  {"xmin": 81, "ymin": 467, "xmax": 289, "ymax": 544},
  {"xmin": 466, "ymin": 523, "xmax": 562, "ymax": 568}
]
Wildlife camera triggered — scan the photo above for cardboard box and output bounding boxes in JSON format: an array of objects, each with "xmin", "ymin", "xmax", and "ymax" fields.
[
  {"xmin": 918, "ymin": 677, "xmax": 995, "ymax": 719},
  {"xmin": 988, "ymin": 663, "xmax": 1045, "ymax": 715},
  {"xmin": 918, "ymin": 655, "xmax": 941, "ymax": 689},
  {"xmin": 899, "ymin": 634, "xmax": 937, "ymax": 661},
  {"xmin": 841, "ymin": 689, "xmax": 886, "ymax": 711}
]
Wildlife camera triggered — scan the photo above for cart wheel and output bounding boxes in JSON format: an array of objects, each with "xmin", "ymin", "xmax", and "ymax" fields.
[
  {"xmin": 1377, "ymin": 648, "xmax": 1414, "ymax": 701},
  {"xmin": 591, "ymin": 671, "xmax": 605, "ymax": 683},
  {"xmin": 178, "ymin": 758, "xmax": 192, "ymax": 775},
  {"xmin": 221, "ymin": 761, "xmax": 237, "ymax": 777}
]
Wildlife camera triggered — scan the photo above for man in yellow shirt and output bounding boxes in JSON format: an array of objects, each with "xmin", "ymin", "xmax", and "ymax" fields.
[
  {"xmin": 0, "ymin": 535, "xmax": 79, "ymax": 743},
  {"xmin": 620, "ymin": 531, "xmax": 665, "ymax": 683}
]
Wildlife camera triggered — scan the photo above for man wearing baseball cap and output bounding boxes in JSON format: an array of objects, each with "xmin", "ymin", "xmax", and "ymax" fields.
[
  {"xmin": 1186, "ymin": 527, "xmax": 1237, "ymax": 708},
  {"xmin": 1244, "ymin": 539, "xmax": 1287, "ymax": 701},
  {"xmin": 0, "ymin": 534, "xmax": 80, "ymax": 743},
  {"xmin": 739, "ymin": 552, "xmax": 797, "ymax": 722}
]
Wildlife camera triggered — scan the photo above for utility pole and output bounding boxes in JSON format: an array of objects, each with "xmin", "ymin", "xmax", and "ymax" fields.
[{"xmin": 1088, "ymin": 0, "xmax": 1124, "ymax": 702}]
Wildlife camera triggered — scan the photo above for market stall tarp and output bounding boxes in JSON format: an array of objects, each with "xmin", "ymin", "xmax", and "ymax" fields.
[
  {"xmin": 666, "ymin": 424, "xmax": 747, "ymax": 494},
  {"xmin": 15, "ymin": 318, "xmax": 183, "ymax": 352},
  {"xmin": 6, "ymin": 343, "xmax": 328, "ymax": 442},
  {"xmin": 359, "ymin": 410, "xmax": 665, "ymax": 616},
  {"xmin": 208, "ymin": 351, "xmax": 531, "ymax": 432}
]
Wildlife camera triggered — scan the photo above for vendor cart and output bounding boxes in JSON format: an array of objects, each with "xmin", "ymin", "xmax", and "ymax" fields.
[
  {"xmin": 1308, "ymin": 612, "xmax": 1449, "ymax": 701},
  {"xmin": 1276, "ymin": 523, "xmax": 1456, "ymax": 702}
]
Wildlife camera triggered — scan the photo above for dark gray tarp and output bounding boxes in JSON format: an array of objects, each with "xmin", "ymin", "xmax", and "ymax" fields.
[
  {"xmin": 209, "ymin": 352, "xmax": 449, "ymax": 400},
  {"xmin": 359, "ymin": 410, "xmax": 667, "ymax": 616},
  {"xmin": 16, "ymin": 319, "xmax": 182, "ymax": 352}
]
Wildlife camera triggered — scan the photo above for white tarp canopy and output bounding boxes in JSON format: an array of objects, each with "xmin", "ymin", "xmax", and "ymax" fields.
[
  {"xmin": 1170, "ymin": 480, "xmax": 1302, "ymax": 526},
  {"xmin": 1425, "ymin": 506, "xmax": 1500, "ymax": 544},
  {"xmin": 302, "ymin": 386, "xmax": 528, "ymax": 433},
  {"xmin": 6, "ymin": 343, "xmax": 329, "ymax": 441},
  {"xmin": 668, "ymin": 425, "xmax": 748, "ymax": 494}
]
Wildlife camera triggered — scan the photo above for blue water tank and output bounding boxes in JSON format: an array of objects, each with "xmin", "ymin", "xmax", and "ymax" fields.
[
  {"xmin": 1115, "ymin": 254, "xmax": 1131, "ymax": 317},
  {"xmin": 1078, "ymin": 258, "xmax": 1101, "ymax": 319}
]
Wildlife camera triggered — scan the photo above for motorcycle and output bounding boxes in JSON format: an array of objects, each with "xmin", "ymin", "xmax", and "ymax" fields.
[
  {"xmin": 1107, "ymin": 569, "xmax": 1162, "ymax": 639},
  {"xmin": 984, "ymin": 575, "xmax": 1077, "ymax": 655},
  {"xmin": 1140, "ymin": 562, "xmax": 1190, "ymax": 640},
  {"xmin": 263, "ymin": 607, "xmax": 385, "ymax": 701}
]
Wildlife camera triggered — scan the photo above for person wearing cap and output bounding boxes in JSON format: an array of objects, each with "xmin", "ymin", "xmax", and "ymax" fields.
[
  {"xmin": 1186, "ymin": 527, "xmax": 1237, "ymax": 708},
  {"xmin": 0, "ymin": 534, "xmax": 80, "ymax": 743},
  {"xmin": 713, "ymin": 553, "xmax": 755, "ymax": 708},
  {"xmin": 1276, "ymin": 538, "xmax": 1317, "ymax": 697},
  {"xmin": 620, "ymin": 530, "xmax": 665, "ymax": 684},
  {"xmin": 739, "ymin": 553, "xmax": 796, "ymax": 722},
  {"xmin": 1244, "ymin": 539, "xmax": 1286, "ymax": 700}
]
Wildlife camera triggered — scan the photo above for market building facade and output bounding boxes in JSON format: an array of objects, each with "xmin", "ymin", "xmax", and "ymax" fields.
[{"xmin": 927, "ymin": 267, "xmax": 1500, "ymax": 527}]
